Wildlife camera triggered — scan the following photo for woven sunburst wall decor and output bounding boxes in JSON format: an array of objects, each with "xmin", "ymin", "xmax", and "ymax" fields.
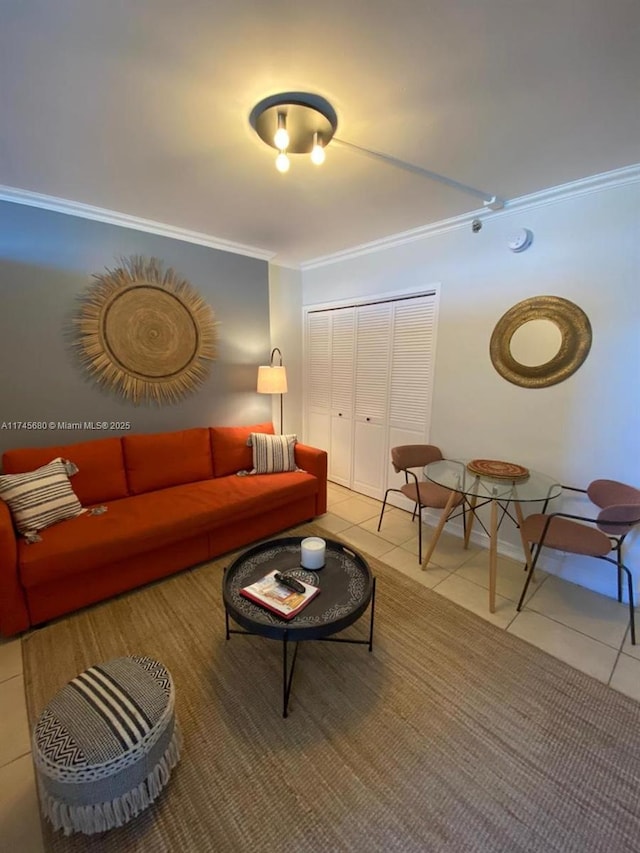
[{"xmin": 75, "ymin": 256, "xmax": 218, "ymax": 404}]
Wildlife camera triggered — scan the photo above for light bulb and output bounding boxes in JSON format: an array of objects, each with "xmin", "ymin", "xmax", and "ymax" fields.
[
  {"xmin": 310, "ymin": 132, "xmax": 325, "ymax": 165},
  {"xmin": 275, "ymin": 151, "xmax": 290, "ymax": 173},
  {"xmin": 274, "ymin": 113, "xmax": 289, "ymax": 150}
]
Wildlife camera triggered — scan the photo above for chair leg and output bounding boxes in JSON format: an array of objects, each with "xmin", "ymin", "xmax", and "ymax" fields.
[
  {"xmin": 517, "ymin": 543, "xmax": 542, "ymax": 611},
  {"xmin": 621, "ymin": 564, "xmax": 636, "ymax": 645},
  {"xmin": 616, "ymin": 546, "xmax": 623, "ymax": 602},
  {"xmin": 377, "ymin": 490, "xmax": 391, "ymax": 532},
  {"xmin": 417, "ymin": 505, "xmax": 423, "ymax": 564}
]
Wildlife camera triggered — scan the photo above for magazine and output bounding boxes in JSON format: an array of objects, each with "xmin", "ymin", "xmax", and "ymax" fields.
[{"xmin": 240, "ymin": 570, "xmax": 320, "ymax": 620}]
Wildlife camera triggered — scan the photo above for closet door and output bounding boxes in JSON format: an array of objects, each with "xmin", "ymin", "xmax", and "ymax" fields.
[
  {"xmin": 386, "ymin": 295, "xmax": 438, "ymax": 507},
  {"xmin": 304, "ymin": 290, "xmax": 439, "ymax": 503},
  {"xmin": 351, "ymin": 303, "xmax": 392, "ymax": 498},
  {"xmin": 305, "ymin": 312, "xmax": 331, "ymax": 453},
  {"xmin": 329, "ymin": 308, "xmax": 355, "ymax": 486}
]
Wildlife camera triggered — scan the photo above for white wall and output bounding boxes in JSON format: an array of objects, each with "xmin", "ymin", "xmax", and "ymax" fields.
[
  {"xmin": 295, "ymin": 176, "xmax": 640, "ymax": 599},
  {"xmin": 267, "ymin": 264, "xmax": 304, "ymax": 436}
]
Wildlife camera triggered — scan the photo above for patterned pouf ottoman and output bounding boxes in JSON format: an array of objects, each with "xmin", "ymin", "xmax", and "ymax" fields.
[{"xmin": 32, "ymin": 656, "xmax": 182, "ymax": 836}]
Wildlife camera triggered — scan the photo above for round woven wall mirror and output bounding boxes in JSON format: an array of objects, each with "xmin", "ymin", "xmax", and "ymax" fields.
[
  {"xmin": 489, "ymin": 295, "xmax": 591, "ymax": 388},
  {"xmin": 75, "ymin": 256, "xmax": 218, "ymax": 404}
]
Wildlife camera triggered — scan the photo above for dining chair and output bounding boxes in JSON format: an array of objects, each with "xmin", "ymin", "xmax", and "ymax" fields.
[
  {"xmin": 378, "ymin": 445, "xmax": 464, "ymax": 563},
  {"xmin": 516, "ymin": 479, "xmax": 640, "ymax": 644}
]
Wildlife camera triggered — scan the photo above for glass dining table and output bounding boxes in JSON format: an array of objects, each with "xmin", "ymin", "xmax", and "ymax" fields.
[{"xmin": 423, "ymin": 460, "xmax": 562, "ymax": 613}]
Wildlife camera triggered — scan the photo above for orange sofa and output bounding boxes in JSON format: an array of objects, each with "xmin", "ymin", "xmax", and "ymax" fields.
[{"xmin": 0, "ymin": 423, "xmax": 327, "ymax": 637}]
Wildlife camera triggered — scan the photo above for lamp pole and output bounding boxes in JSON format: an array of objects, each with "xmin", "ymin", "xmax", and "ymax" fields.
[{"xmin": 270, "ymin": 347, "xmax": 284, "ymax": 434}]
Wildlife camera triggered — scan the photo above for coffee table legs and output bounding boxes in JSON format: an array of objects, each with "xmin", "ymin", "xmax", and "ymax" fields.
[
  {"xmin": 368, "ymin": 577, "xmax": 376, "ymax": 652},
  {"xmin": 282, "ymin": 582, "xmax": 376, "ymax": 716},
  {"xmin": 226, "ymin": 582, "xmax": 376, "ymax": 718},
  {"xmin": 282, "ymin": 631, "xmax": 300, "ymax": 718}
]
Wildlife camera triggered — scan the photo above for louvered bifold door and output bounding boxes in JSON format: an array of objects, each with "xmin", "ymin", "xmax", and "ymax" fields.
[
  {"xmin": 329, "ymin": 308, "xmax": 355, "ymax": 485},
  {"xmin": 305, "ymin": 311, "xmax": 331, "ymax": 453},
  {"xmin": 352, "ymin": 303, "xmax": 392, "ymax": 498},
  {"xmin": 387, "ymin": 294, "xmax": 438, "ymax": 502}
]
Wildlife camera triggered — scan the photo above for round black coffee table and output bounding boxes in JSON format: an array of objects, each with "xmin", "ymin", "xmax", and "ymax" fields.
[{"xmin": 223, "ymin": 536, "xmax": 376, "ymax": 717}]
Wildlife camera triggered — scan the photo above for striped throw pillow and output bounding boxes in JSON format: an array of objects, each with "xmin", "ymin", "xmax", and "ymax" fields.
[
  {"xmin": 0, "ymin": 457, "xmax": 85, "ymax": 537},
  {"xmin": 248, "ymin": 433, "xmax": 297, "ymax": 474}
]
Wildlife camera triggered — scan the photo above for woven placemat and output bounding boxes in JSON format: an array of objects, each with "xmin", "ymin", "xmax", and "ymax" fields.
[{"xmin": 467, "ymin": 458, "xmax": 530, "ymax": 480}]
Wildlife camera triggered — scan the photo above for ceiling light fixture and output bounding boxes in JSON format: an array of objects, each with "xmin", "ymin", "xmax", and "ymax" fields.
[
  {"xmin": 249, "ymin": 91, "xmax": 506, "ymax": 210},
  {"xmin": 249, "ymin": 92, "xmax": 338, "ymax": 173}
]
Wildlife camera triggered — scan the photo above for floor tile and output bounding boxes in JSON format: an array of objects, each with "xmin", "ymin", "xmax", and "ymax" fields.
[
  {"xmin": 507, "ymin": 610, "xmax": 618, "ymax": 683},
  {"xmin": 523, "ymin": 575, "xmax": 630, "ymax": 649},
  {"xmin": 455, "ymin": 551, "xmax": 548, "ymax": 603},
  {"xmin": 360, "ymin": 511, "xmax": 418, "ymax": 546},
  {"xmin": 327, "ymin": 492, "xmax": 351, "ymax": 510},
  {"xmin": 621, "ymin": 626, "xmax": 640, "ymax": 661},
  {"xmin": 329, "ymin": 496, "xmax": 382, "ymax": 525},
  {"xmin": 337, "ymin": 525, "xmax": 396, "ymax": 559},
  {"xmin": 0, "ymin": 754, "xmax": 45, "ymax": 852},
  {"xmin": 0, "ymin": 638, "xmax": 22, "ymax": 683},
  {"xmin": 327, "ymin": 481, "xmax": 353, "ymax": 499},
  {"xmin": 401, "ymin": 528, "xmax": 480, "ymax": 570},
  {"xmin": 0, "ymin": 675, "xmax": 31, "ymax": 768},
  {"xmin": 315, "ymin": 512, "xmax": 353, "ymax": 535},
  {"xmin": 432, "ymin": 574, "xmax": 517, "ymax": 629},
  {"xmin": 381, "ymin": 547, "xmax": 453, "ymax": 589},
  {"xmin": 609, "ymin": 653, "xmax": 640, "ymax": 702}
]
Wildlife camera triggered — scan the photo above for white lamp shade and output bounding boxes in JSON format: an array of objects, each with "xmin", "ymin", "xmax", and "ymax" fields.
[{"xmin": 257, "ymin": 365, "xmax": 288, "ymax": 394}]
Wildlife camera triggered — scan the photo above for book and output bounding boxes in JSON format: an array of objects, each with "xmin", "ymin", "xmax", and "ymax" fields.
[{"xmin": 240, "ymin": 570, "xmax": 320, "ymax": 620}]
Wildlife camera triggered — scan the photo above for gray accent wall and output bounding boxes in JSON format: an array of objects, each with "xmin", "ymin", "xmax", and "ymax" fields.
[{"xmin": 0, "ymin": 201, "xmax": 272, "ymax": 459}]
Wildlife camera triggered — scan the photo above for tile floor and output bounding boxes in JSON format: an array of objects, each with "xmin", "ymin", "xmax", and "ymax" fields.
[{"xmin": 1, "ymin": 481, "xmax": 639, "ymax": 851}]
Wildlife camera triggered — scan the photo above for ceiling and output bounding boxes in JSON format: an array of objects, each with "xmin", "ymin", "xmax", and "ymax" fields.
[{"xmin": 1, "ymin": 1, "xmax": 639, "ymax": 267}]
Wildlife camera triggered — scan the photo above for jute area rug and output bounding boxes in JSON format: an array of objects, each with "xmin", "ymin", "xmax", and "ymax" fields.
[{"xmin": 23, "ymin": 522, "xmax": 640, "ymax": 853}]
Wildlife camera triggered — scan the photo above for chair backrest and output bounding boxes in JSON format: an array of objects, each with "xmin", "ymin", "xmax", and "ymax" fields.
[
  {"xmin": 391, "ymin": 445, "xmax": 443, "ymax": 474},
  {"xmin": 588, "ymin": 479, "xmax": 640, "ymax": 535}
]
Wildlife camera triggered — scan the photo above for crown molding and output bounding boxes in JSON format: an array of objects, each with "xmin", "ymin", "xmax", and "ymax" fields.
[
  {"xmin": 0, "ymin": 185, "xmax": 276, "ymax": 262},
  {"xmin": 301, "ymin": 163, "xmax": 640, "ymax": 270}
]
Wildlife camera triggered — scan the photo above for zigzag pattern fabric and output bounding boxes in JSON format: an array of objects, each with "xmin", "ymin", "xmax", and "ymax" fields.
[
  {"xmin": 131, "ymin": 655, "xmax": 172, "ymax": 696},
  {"xmin": 249, "ymin": 432, "xmax": 297, "ymax": 474},
  {"xmin": 0, "ymin": 456, "xmax": 84, "ymax": 536},
  {"xmin": 34, "ymin": 708, "xmax": 88, "ymax": 769}
]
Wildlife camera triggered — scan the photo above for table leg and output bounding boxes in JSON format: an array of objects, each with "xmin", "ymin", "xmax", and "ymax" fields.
[
  {"xmin": 464, "ymin": 492, "xmax": 477, "ymax": 549},
  {"xmin": 421, "ymin": 489, "xmax": 459, "ymax": 570},
  {"xmin": 513, "ymin": 500, "xmax": 532, "ymax": 575},
  {"xmin": 282, "ymin": 631, "xmax": 300, "ymax": 718},
  {"xmin": 282, "ymin": 630, "xmax": 288, "ymax": 717},
  {"xmin": 368, "ymin": 577, "xmax": 376, "ymax": 652},
  {"xmin": 489, "ymin": 499, "xmax": 498, "ymax": 613}
]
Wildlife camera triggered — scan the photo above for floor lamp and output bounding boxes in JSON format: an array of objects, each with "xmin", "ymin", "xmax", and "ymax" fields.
[{"xmin": 257, "ymin": 347, "xmax": 288, "ymax": 434}]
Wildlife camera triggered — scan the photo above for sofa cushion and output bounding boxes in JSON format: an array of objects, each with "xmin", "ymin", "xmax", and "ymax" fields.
[
  {"xmin": 0, "ymin": 457, "xmax": 85, "ymax": 537},
  {"xmin": 2, "ymin": 437, "xmax": 128, "ymax": 505},
  {"xmin": 123, "ymin": 428, "xmax": 213, "ymax": 495},
  {"xmin": 18, "ymin": 471, "xmax": 319, "ymax": 588},
  {"xmin": 210, "ymin": 422, "xmax": 274, "ymax": 477},
  {"xmin": 249, "ymin": 433, "xmax": 297, "ymax": 473}
]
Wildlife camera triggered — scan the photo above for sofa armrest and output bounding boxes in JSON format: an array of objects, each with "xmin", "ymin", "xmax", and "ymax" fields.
[
  {"xmin": 295, "ymin": 444, "xmax": 327, "ymax": 516},
  {"xmin": 0, "ymin": 500, "xmax": 29, "ymax": 636}
]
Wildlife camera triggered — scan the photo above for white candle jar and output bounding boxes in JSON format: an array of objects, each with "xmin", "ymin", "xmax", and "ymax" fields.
[{"xmin": 300, "ymin": 537, "xmax": 326, "ymax": 570}]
